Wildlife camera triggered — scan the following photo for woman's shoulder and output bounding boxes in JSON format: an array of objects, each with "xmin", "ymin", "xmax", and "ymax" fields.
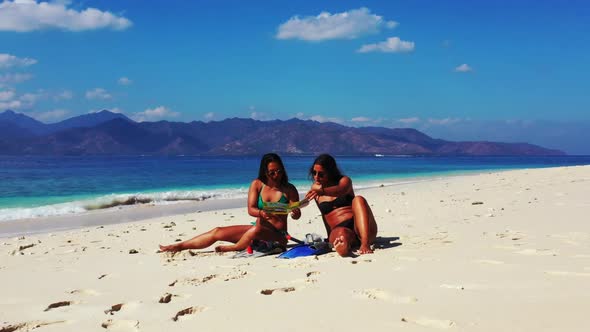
[
  {"xmin": 338, "ymin": 175, "xmax": 352, "ymax": 185},
  {"xmin": 250, "ymin": 178, "xmax": 264, "ymax": 188}
]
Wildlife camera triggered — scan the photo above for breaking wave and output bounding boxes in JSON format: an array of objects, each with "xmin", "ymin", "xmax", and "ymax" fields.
[{"xmin": 0, "ymin": 188, "xmax": 249, "ymax": 222}]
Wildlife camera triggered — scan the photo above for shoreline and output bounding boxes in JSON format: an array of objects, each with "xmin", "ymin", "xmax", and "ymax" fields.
[{"xmin": 0, "ymin": 169, "xmax": 500, "ymax": 238}]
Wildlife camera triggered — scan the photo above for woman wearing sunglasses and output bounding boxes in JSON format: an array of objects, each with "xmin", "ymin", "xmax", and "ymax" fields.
[
  {"xmin": 305, "ymin": 154, "xmax": 378, "ymax": 257},
  {"xmin": 159, "ymin": 153, "xmax": 301, "ymax": 253}
]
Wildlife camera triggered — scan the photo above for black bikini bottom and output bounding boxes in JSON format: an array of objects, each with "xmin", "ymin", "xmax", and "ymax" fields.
[
  {"xmin": 333, "ymin": 218, "xmax": 355, "ymax": 231},
  {"xmin": 330, "ymin": 218, "xmax": 360, "ymax": 245}
]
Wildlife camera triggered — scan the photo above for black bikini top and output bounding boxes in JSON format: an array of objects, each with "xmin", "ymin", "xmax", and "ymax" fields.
[{"xmin": 317, "ymin": 194, "xmax": 354, "ymax": 215}]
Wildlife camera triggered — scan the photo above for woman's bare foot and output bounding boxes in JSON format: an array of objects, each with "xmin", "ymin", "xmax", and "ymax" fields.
[
  {"xmin": 333, "ymin": 235, "xmax": 351, "ymax": 257},
  {"xmin": 214, "ymin": 245, "xmax": 235, "ymax": 252},
  {"xmin": 358, "ymin": 244, "xmax": 374, "ymax": 254},
  {"xmin": 159, "ymin": 244, "xmax": 180, "ymax": 252}
]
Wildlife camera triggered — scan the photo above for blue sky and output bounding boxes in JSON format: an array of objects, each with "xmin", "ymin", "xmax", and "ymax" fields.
[{"xmin": 1, "ymin": 0, "xmax": 589, "ymax": 153}]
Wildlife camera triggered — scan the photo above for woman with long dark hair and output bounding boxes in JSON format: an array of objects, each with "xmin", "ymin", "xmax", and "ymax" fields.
[
  {"xmin": 159, "ymin": 153, "xmax": 301, "ymax": 253},
  {"xmin": 305, "ymin": 154, "xmax": 378, "ymax": 256}
]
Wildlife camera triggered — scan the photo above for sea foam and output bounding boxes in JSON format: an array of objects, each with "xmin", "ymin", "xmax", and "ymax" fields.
[{"xmin": 0, "ymin": 188, "xmax": 248, "ymax": 222}]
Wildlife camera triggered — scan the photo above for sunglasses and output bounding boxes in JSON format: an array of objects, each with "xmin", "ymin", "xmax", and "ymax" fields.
[
  {"xmin": 267, "ymin": 169, "xmax": 282, "ymax": 176},
  {"xmin": 311, "ymin": 170, "xmax": 325, "ymax": 178}
]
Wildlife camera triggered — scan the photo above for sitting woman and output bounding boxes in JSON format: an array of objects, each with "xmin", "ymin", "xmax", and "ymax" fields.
[
  {"xmin": 305, "ymin": 154, "xmax": 378, "ymax": 257},
  {"xmin": 159, "ymin": 153, "xmax": 301, "ymax": 253}
]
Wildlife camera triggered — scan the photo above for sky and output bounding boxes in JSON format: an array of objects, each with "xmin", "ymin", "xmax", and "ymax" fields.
[{"xmin": 1, "ymin": 0, "xmax": 589, "ymax": 153}]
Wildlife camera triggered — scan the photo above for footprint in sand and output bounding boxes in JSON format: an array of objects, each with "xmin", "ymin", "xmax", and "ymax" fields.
[
  {"xmin": 278, "ymin": 261, "xmax": 314, "ymax": 269},
  {"xmin": 351, "ymin": 259, "xmax": 374, "ymax": 264},
  {"xmin": 353, "ymin": 288, "xmax": 417, "ymax": 303},
  {"xmin": 401, "ymin": 317, "xmax": 456, "ymax": 329},
  {"xmin": 173, "ymin": 269, "xmax": 249, "ymax": 287},
  {"xmin": 1, "ymin": 320, "xmax": 67, "ymax": 331},
  {"xmin": 260, "ymin": 287, "xmax": 296, "ymax": 295},
  {"xmin": 172, "ymin": 306, "xmax": 207, "ymax": 321},
  {"xmin": 101, "ymin": 319, "xmax": 139, "ymax": 331},
  {"xmin": 69, "ymin": 288, "xmax": 100, "ymax": 296},
  {"xmin": 159, "ymin": 293, "xmax": 176, "ymax": 303},
  {"xmin": 353, "ymin": 288, "xmax": 390, "ymax": 301},
  {"xmin": 44, "ymin": 300, "xmax": 76, "ymax": 312},
  {"xmin": 104, "ymin": 303, "xmax": 124, "ymax": 315}
]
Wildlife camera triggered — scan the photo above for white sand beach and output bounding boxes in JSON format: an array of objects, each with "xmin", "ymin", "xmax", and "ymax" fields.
[{"xmin": 1, "ymin": 166, "xmax": 589, "ymax": 331}]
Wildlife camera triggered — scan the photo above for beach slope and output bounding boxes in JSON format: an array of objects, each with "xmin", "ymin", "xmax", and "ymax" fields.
[{"xmin": 1, "ymin": 166, "xmax": 589, "ymax": 331}]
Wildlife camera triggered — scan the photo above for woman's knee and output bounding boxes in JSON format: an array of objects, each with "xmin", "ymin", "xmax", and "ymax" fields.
[
  {"xmin": 210, "ymin": 227, "xmax": 224, "ymax": 239},
  {"xmin": 353, "ymin": 195, "xmax": 367, "ymax": 205}
]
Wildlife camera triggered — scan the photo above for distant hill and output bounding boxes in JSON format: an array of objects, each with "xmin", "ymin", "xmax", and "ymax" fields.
[
  {"xmin": 0, "ymin": 110, "xmax": 565, "ymax": 156},
  {"xmin": 0, "ymin": 110, "xmax": 48, "ymax": 135},
  {"xmin": 47, "ymin": 110, "xmax": 132, "ymax": 133},
  {"xmin": 0, "ymin": 109, "xmax": 131, "ymax": 136}
]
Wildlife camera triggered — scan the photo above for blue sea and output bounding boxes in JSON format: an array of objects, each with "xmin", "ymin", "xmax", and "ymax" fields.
[{"xmin": 1, "ymin": 155, "xmax": 589, "ymax": 222}]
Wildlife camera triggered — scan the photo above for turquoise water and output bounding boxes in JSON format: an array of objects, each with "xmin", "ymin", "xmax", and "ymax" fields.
[{"xmin": 1, "ymin": 155, "xmax": 589, "ymax": 221}]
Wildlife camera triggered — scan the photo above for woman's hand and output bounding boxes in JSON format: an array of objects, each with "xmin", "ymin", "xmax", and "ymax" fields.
[
  {"xmin": 311, "ymin": 183, "xmax": 323, "ymax": 194},
  {"xmin": 305, "ymin": 190, "xmax": 318, "ymax": 201},
  {"xmin": 290, "ymin": 207, "xmax": 301, "ymax": 220}
]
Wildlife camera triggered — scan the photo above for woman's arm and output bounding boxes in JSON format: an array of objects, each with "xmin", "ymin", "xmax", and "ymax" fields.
[
  {"xmin": 247, "ymin": 179, "xmax": 269, "ymax": 220},
  {"xmin": 312, "ymin": 176, "xmax": 353, "ymax": 197}
]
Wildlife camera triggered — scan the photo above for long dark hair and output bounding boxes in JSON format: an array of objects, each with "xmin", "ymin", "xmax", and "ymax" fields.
[
  {"xmin": 309, "ymin": 153, "xmax": 343, "ymax": 185},
  {"xmin": 258, "ymin": 153, "xmax": 289, "ymax": 186}
]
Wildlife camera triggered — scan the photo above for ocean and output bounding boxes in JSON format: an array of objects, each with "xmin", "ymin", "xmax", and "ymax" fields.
[{"xmin": 1, "ymin": 155, "xmax": 589, "ymax": 222}]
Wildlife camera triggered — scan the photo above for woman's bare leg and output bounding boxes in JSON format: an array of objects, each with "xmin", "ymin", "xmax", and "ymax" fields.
[
  {"xmin": 215, "ymin": 225, "xmax": 287, "ymax": 252},
  {"xmin": 215, "ymin": 225, "xmax": 259, "ymax": 252},
  {"xmin": 351, "ymin": 195, "xmax": 378, "ymax": 254},
  {"xmin": 159, "ymin": 225, "xmax": 251, "ymax": 252}
]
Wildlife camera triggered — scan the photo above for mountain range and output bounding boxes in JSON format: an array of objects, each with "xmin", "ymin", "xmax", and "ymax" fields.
[{"xmin": 0, "ymin": 110, "xmax": 565, "ymax": 156}]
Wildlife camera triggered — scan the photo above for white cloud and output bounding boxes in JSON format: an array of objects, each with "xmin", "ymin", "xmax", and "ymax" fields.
[
  {"xmin": 85, "ymin": 88, "xmax": 111, "ymax": 100},
  {"xmin": 0, "ymin": 73, "xmax": 33, "ymax": 86},
  {"xmin": 295, "ymin": 112, "xmax": 305, "ymax": 119},
  {"xmin": 0, "ymin": 0, "xmax": 132, "ymax": 32},
  {"xmin": 310, "ymin": 115, "xmax": 343, "ymax": 124},
  {"xmin": 54, "ymin": 89, "xmax": 73, "ymax": 101},
  {"xmin": 0, "ymin": 89, "xmax": 45, "ymax": 110},
  {"xmin": 34, "ymin": 109, "xmax": 69, "ymax": 122},
  {"xmin": 19, "ymin": 91, "xmax": 44, "ymax": 104},
  {"xmin": 132, "ymin": 106, "xmax": 179, "ymax": 122},
  {"xmin": 0, "ymin": 53, "xmax": 37, "ymax": 69},
  {"xmin": 0, "ymin": 99, "xmax": 21, "ymax": 109},
  {"xmin": 250, "ymin": 111, "xmax": 265, "ymax": 120},
  {"xmin": 398, "ymin": 117, "xmax": 421, "ymax": 124},
  {"xmin": 276, "ymin": 7, "xmax": 397, "ymax": 41},
  {"xmin": 351, "ymin": 116, "xmax": 371, "ymax": 122},
  {"xmin": 204, "ymin": 112, "xmax": 215, "ymax": 121},
  {"xmin": 455, "ymin": 64, "xmax": 472, "ymax": 72},
  {"xmin": 357, "ymin": 37, "xmax": 415, "ymax": 53},
  {"xmin": 427, "ymin": 118, "xmax": 461, "ymax": 125},
  {"xmin": 118, "ymin": 77, "xmax": 132, "ymax": 85},
  {"xmin": 0, "ymin": 89, "xmax": 15, "ymax": 101}
]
